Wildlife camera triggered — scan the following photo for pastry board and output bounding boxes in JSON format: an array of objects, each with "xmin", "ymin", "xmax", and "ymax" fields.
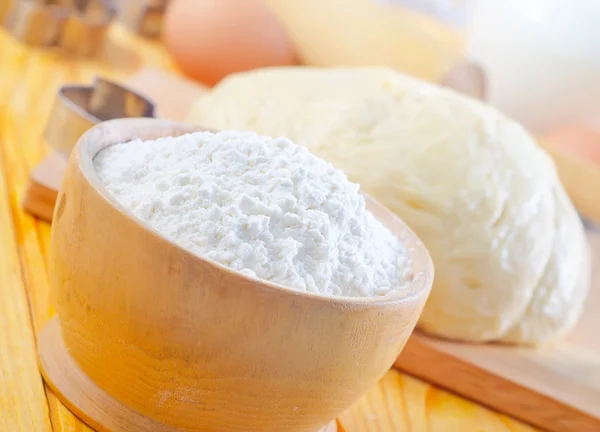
[{"xmin": 24, "ymin": 67, "xmax": 600, "ymax": 432}]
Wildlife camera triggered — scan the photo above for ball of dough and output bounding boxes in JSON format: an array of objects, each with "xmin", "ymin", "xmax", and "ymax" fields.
[{"xmin": 186, "ymin": 67, "xmax": 590, "ymax": 345}]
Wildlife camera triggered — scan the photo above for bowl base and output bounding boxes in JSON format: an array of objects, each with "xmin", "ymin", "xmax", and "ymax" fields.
[{"xmin": 38, "ymin": 317, "xmax": 338, "ymax": 432}]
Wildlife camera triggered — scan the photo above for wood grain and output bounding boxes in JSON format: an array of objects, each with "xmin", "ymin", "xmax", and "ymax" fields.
[
  {"xmin": 0, "ymin": 116, "xmax": 52, "ymax": 432},
  {"xmin": 0, "ymin": 25, "xmax": 52, "ymax": 432},
  {"xmin": 0, "ymin": 22, "xmax": 538, "ymax": 432},
  {"xmin": 23, "ymin": 151, "xmax": 66, "ymax": 222},
  {"xmin": 339, "ymin": 369, "xmax": 537, "ymax": 432}
]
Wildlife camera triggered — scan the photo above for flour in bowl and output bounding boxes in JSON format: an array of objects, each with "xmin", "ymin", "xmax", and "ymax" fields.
[{"xmin": 93, "ymin": 131, "xmax": 411, "ymax": 297}]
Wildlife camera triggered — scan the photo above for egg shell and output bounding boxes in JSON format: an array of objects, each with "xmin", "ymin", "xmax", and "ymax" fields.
[{"xmin": 163, "ymin": 0, "xmax": 298, "ymax": 86}]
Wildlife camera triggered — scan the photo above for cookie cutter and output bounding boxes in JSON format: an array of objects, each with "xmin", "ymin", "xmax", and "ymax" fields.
[
  {"xmin": 2, "ymin": 0, "xmax": 116, "ymax": 56},
  {"xmin": 117, "ymin": 0, "xmax": 170, "ymax": 38},
  {"xmin": 45, "ymin": 77, "xmax": 156, "ymax": 154}
]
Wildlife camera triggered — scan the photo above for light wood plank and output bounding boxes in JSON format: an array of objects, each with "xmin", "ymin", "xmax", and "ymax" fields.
[
  {"xmin": 0, "ymin": 23, "xmax": 180, "ymax": 432},
  {"xmin": 0, "ymin": 26, "xmax": 53, "ymax": 432},
  {"xmin": 0, "ymin": 85, "xmax": 52, "ymax": 432},
  {"xmin": 340, "ymin": 370, "xmax": 537, "ymax": 431},
  {"xmin": 0, "ymin": 28, "xmax": 94, "ymax": 432}
]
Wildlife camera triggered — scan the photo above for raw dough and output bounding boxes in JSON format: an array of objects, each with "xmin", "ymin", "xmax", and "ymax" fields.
[{"xmin": 186, "ymin": 67, "xmax": 590, "ymax": 345}]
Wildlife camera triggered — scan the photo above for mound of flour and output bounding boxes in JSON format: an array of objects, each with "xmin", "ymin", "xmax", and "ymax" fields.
[{"xmin": 93, "ymin": 131, "xmax": 411, "ymax": 297}]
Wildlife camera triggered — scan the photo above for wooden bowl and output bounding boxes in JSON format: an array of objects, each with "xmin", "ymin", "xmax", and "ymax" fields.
[{"xmin": 38, "ymin": 118, "xmax": 433, "ymax": 432}]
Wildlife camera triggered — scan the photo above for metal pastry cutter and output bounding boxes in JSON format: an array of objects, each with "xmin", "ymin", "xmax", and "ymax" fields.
[
  {"xmin": 44, "ymin": 76, "xmax": 156, "ymax": 154},
  {"xmin": 2, "ymin": 0, "xmax": 116, "ymax": 56},
  {"xmin": 22, "ymin": 76, "xmax": 155, "ymax": 220},
  {"xmin": 117, "ymin": 0, "xmax": 170, "ymax": 38}
]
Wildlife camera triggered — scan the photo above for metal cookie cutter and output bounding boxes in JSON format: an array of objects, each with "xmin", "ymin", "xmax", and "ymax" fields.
[
  {"xmin": 2, "ymin": 0, "xmax": 116, "ymax": 56},
  {"xmin": 45, "ymin": 77, "xmax": 156, "ymax": 154},
  {"xmin": 117, "ymin": 0, "xmax": 170, "ymax": 38}
]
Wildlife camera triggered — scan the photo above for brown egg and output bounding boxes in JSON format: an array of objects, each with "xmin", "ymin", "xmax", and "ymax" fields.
[{"xmin": 163, "ymin": 0, "xmax": 297, "ymax": 86}]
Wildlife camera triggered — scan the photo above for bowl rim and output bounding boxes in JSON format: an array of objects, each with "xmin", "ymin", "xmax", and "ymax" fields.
[{"xmin": 72, "ymin": 117, "xmax": 434, "ymax": 307}]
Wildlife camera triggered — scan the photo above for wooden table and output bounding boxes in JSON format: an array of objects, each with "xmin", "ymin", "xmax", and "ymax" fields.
[{"xmin": 0, "ymin": 25, "xmax": 536, "ymax": 432}]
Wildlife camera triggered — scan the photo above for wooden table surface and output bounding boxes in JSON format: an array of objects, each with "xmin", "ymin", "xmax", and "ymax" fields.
[{"xmin": 0, "ymin": 25, "xmax": 537, "ymax": 432}]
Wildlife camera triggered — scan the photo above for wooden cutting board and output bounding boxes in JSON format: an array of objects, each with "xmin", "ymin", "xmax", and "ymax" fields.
[{"xmin": 24, "ymin": 67, "xmax": 600, "ymax": 432}]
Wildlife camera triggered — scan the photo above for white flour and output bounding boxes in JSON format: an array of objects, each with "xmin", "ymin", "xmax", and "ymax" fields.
[{"xmin": 94, "ymin": 131, "xmax": 411, "ymax": 297}]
